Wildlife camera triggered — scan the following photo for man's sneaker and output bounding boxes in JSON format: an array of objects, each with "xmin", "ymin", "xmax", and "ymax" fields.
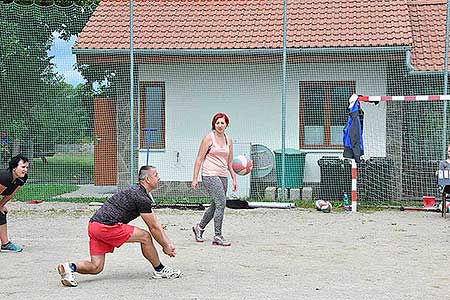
[
  {"xmin": 192, "ymin": 223, "xmax": 204, "ymax": 242},
  {"xmin": 1, "ymin": 241, "xmax": 23, "ymax": 253},
  {"xmin": 57, "ymin": 263, "xmax": 78, "ymax": 287},
  {"xmin": 152, "ymin": 266, "xmax": 181, "ymax": 279},
  {"xmin": 212, "ymin": 236, "xmax": 231, "ymax": 247}
]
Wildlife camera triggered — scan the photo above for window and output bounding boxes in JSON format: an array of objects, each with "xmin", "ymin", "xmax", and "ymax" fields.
[
  {"xmin": 299, "ymin": 81, "xmax": 355, "ymax": 148},
  {"xmin": 140, "ymin": 82, "xmax": 165, "ymax": 149}
]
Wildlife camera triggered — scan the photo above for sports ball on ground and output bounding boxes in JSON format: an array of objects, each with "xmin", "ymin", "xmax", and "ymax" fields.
[
  {"xmin": 232, "ymin": 155, "xmax": 253, "ymax": 176},
  {"xmin": 315, "ymin": 199, "xmax": 332, "ymax": 213}
]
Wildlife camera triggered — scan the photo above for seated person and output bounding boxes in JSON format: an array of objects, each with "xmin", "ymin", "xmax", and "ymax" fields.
[
  {"xmin": 438, "ymin": 145, "xmax": 450, "ymax": 214},
  {"xmin": 438, "ymin": 144, "xmax": 450, "ymax": 194}
]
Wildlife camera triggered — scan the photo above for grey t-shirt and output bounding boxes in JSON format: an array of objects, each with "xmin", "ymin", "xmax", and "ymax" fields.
[{"xmin": 90, "ymin": 184, "xmax": 153, "ymax": 225}]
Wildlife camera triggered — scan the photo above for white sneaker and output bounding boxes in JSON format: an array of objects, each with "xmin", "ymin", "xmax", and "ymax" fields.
[
  {"xmin": 152, "ymin": 266, "xmax": 181, "ymax": 279},
  {"xmin": 192, "ymin": 223, "xmax": 205, "ymax": 242},
  {"xmin": 212, "ymin": 236, "xmax": 231, "ymax": 246},
  {"xmin": 57, "ymin": 262, "xmax": 78, "ymax": 287}
]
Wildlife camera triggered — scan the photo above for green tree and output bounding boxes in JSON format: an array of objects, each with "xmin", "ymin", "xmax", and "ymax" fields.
[{"xmin": 0, "ymin": 1, "xmax": 98, "ymax": 152}]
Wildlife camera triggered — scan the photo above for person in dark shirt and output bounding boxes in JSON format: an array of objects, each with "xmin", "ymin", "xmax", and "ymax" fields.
[
  {"xmin": 57, "ymin": 165, "xmax": 181, "ymax": 287},
  {"xmin": 0, "ymin": 154, "xmax": 29, "ymax": 253},
  {"xmin": 438, "ymin": 145, "xmax": 450, "ymax": 192},
  {"xmin": 439, "ymin": 145, "xmax": 450, "ymax": 172}
]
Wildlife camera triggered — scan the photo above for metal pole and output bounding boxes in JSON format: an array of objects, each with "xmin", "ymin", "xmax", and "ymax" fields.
[
  {"xmin": 129, "ymin": 0, "xmax": 135, "ymax": 184},
  {"xmin": 143, "ymin": 128, "xmax": 157, "ymax": 165},
  {"xmin": 281, "ymin": 0, "xmax": 288, "ymax": 201},
  {"xmin": 146, "ymin": 130, "xmax": 150, "ymax": 165},
  {"xmin": 444, "ymin": 0, "xmax": 450, "ymax": 158}
]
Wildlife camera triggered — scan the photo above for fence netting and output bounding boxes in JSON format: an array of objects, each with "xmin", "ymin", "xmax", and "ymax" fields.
[{"xmin": 1, "ymin": 0, "xmax": 449, "ymax": 207}]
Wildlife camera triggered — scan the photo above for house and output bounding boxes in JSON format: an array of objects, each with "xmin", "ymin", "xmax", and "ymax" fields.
[{"xmin": 74, "ymin": 0, "xmax": 448, "ymax": 199}]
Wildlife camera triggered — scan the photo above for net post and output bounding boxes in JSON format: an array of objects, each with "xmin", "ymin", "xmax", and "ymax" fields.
[{"xmin": 129, "ymin": 0, "xmax": 135, "ymax": 184}]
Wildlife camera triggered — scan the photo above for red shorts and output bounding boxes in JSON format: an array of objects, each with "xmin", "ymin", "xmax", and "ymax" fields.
[{"xmin": 88, "ymin": 222, "xmax": 135, "ymax": 256}]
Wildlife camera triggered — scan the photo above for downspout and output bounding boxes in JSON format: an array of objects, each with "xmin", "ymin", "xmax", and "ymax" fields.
[{"xmin": 405, "ymin": 49, "xmax": 415, "ymax": 73}]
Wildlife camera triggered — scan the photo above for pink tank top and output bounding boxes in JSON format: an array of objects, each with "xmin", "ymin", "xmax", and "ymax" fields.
[{"xmin": 201, "ymin": 132, "xmax": 230, "ymax": 177}]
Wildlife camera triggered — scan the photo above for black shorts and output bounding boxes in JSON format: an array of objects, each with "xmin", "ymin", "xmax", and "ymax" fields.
[
  {"xmin": 444, "ymin": 186, "xmax": 450, "ymax": 195},
  {"xmin": 0, "ymin": 211, "xmax": 6, "ymax": 225}
]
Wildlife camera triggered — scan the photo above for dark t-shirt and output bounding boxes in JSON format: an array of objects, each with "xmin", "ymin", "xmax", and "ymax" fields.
[
  {"xmin": 439, "ymin": 160, "xmax": 450, "ymax": 170},
  {"xmin": 0, "ymin": 169, "xmax": 28, "ymax": 196},
  {"xmin": 90, "ymin": 184, "xmax": 153, "ymax": 225}
]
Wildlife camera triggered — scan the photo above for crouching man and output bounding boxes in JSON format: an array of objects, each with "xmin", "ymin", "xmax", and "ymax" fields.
[{"xmin": 57, "ymin": 165, "xmax": 181, "ymax": 287}]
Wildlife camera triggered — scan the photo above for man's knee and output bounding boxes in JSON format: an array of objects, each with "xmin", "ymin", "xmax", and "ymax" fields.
[
  {"xmin": 128, "ymin": 227, "xmax": 153, "ymax": 244},
  {"xmin": 136, "ymin": 230, "xmax": 152, "ymax": 244}
]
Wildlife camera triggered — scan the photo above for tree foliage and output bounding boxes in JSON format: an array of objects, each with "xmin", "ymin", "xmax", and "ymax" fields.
[{"xmin": 0, "ymin": 1, "xmax": 98, "ymax": 148}]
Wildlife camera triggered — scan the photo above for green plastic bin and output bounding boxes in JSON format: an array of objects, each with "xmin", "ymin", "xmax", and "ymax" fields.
[{"xmin": 274, "ymin": 148, "xmax": 306, "ymax": 189}]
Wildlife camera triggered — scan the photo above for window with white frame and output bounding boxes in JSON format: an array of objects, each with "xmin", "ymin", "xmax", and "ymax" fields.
[
  {"xmin": 140, "ymin": 82, "xmax": 165, "ymax": 150},
  {"xmin": 299, "ymin": 81, "xmax": 355, "ymax": 148}
]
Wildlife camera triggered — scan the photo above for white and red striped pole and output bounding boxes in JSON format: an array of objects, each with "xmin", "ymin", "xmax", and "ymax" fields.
[
  {"xmin": 351, "ymin": 159, "xmax": 358, "ymax": 212},
  {"xmin": 358, "ymin": 95, "xmax": 450, "ymax": 102}
]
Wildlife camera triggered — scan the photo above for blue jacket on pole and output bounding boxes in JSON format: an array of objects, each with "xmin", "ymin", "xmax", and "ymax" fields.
[{"xmin": 343, "ymin": 94, "xmax": 364, "ymax": 163}]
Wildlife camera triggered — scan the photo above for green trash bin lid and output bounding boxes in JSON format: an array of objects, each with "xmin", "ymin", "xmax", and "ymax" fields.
[{"xmin": 274, "ymin": 148, "xmax": 305, "ymax": 155}]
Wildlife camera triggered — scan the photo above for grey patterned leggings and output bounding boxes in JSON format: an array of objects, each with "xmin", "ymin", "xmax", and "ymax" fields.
[{"xmin": 199, "ymin": 176, "xmax": 228, "ymax": 238}]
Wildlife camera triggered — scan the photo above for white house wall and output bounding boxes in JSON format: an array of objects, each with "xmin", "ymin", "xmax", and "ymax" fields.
[{"xmin": 138, "ymin": 60, "xmax": 387, "ymax": 183}]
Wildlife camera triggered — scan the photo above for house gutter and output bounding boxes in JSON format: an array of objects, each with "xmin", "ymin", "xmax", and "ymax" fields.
[
  {"xmin": 405, "ymin": 48, "xmax": 450, "ymax": 76},
  {"xmin": 75, "ymin": 45, "xmax": 416, "ymax": 79},
  {"xmin": 73, "ymin": 46, "xmax": 410, "ymax": 56}
]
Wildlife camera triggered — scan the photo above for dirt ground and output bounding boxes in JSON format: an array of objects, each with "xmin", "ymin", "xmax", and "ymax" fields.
[{"xmin": 1, "ymin": 202, "xmax": 450, "ymax": 300}]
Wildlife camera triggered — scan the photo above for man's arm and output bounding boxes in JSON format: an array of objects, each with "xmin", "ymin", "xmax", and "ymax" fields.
[{"xmin": 140, "ymin": 212, "xmax": 176, "ymax": 257}]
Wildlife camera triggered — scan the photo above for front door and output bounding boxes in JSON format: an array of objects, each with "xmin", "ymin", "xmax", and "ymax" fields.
[{"xmin": 94, "ymin": 98, "xmax": 117, "ymax": 185}]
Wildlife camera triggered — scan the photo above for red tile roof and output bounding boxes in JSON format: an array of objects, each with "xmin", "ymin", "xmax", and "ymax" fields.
[
  {"xmin": 74, "ymin": 0, "xmax": 448, "ymax": 72},
  {"xmin": 409, "ymin": 0, "xmax": 447, "ymax": 72}
]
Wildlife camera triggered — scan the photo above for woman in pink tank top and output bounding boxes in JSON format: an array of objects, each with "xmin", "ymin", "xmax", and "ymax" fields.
[{"xmin": 191, "ymin": 113, "xmax": 237, "ymax": 246}]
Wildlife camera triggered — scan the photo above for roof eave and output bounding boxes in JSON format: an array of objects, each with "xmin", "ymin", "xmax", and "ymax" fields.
[{"xmin": 73, "ymin": 46, "xmax": 411, "ymax": 56}]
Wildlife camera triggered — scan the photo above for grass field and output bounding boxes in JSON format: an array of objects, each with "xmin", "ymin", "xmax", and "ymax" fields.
[
  {"xmin": 29, "ymin": 153, "xmax": 93, "ymax": 184},
  {"xmin": 14, "ymin": 184, "xmax": 78, "ymax": 201}
]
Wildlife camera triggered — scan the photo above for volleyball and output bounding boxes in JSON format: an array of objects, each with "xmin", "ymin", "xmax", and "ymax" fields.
[
  {"xmin": 315, "ymin": 199, "xmax": 332, "ymax": 213},
  {"xmin": 232, "ymin": 155, "xmax": 253, "ymax": 176}
]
